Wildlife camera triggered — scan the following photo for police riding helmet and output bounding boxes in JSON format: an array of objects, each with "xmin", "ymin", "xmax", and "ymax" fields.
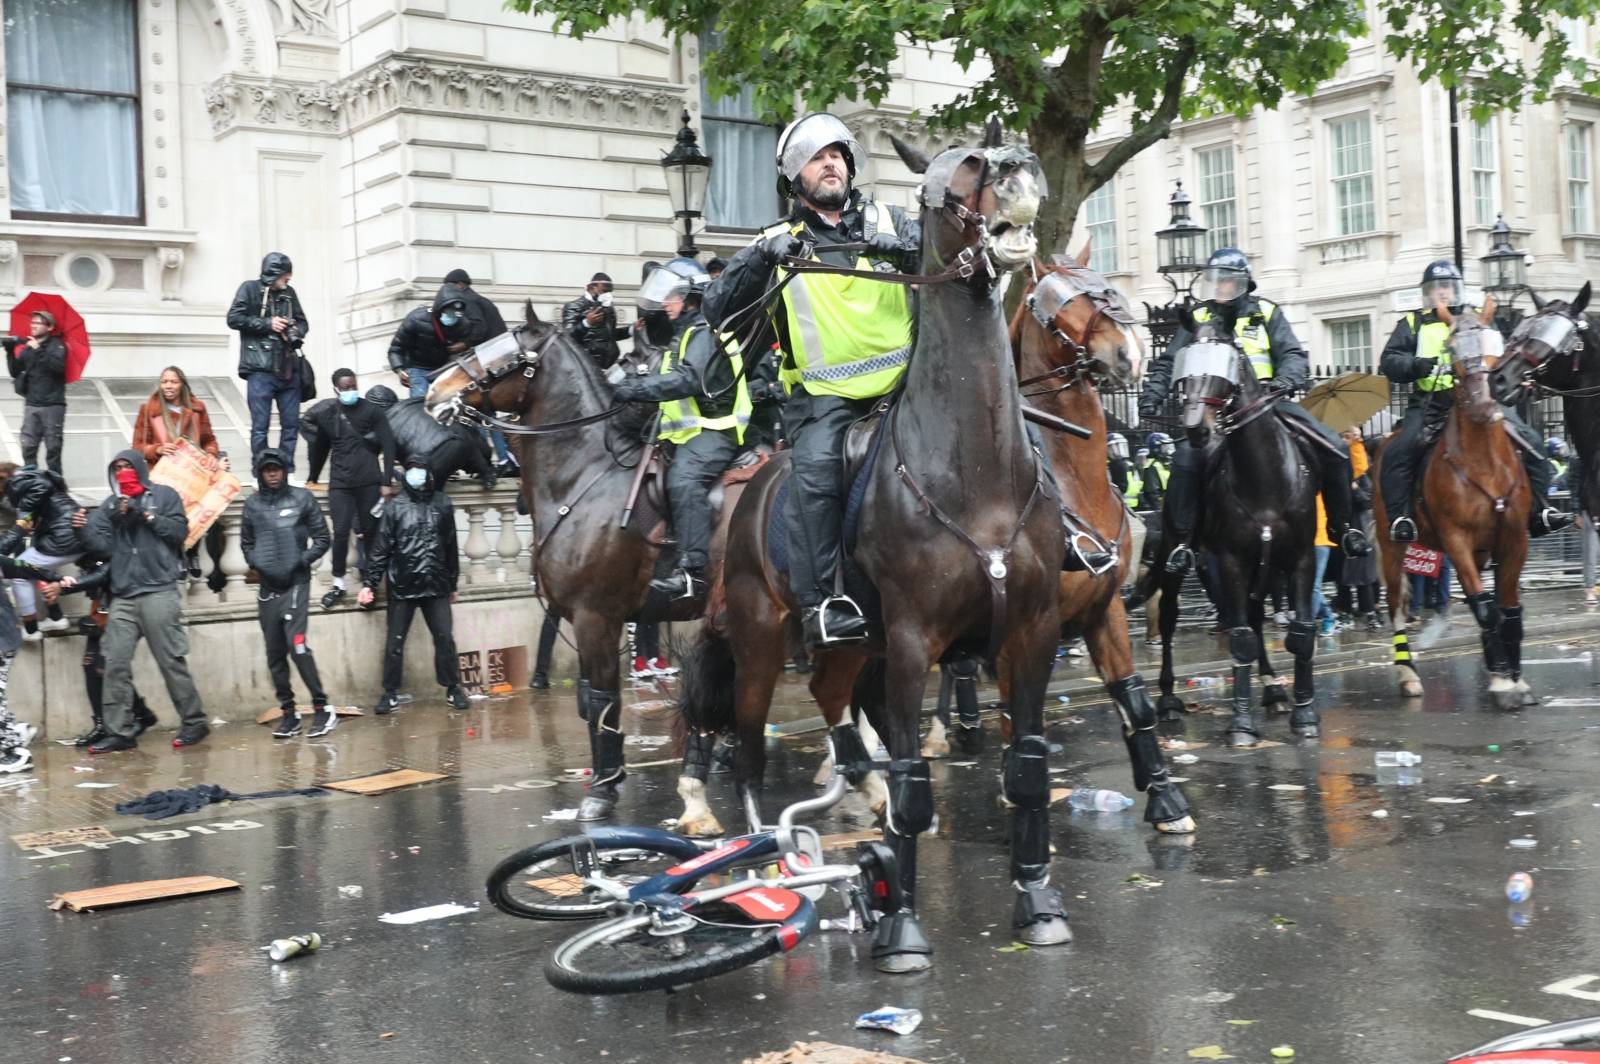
[
  {"xmin": 775, "ymin": 112, "xmax": 862, "ymax": 199},
  {"xmin": 1146, "ymin": 431, "xmax": 1175, "ymax": 458},
  {"xmin": 636, "ymin": 256, "xmax": 712, "ymax": 313},
  {"xmin": 1197, "ymin": 247, "xmax": 1255, "ymax": 307},
  {"xmin": 1107, "ymin": 431, "xmax": 1129, "ymax": 460},
  {"xmin": 1420, "ymin": 260, "xmax": 1464, "ymax": 311},
  {"xmin": 1546, "ymin": 437, "xmax": 1570, "ymax": 460}
]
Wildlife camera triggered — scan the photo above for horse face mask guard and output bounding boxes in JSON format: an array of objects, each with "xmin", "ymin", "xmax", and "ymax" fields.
[
  {"xmin": 1448, "ymin": 315, "xmax": 1506, "ymax": 424},
  {"xmin": 1172, "ymin": 331, "xmax": 1246, "ymax": 436},
  {"xmin": 426, "ymin": 322, "xmax": 553, "ymax": 425},
  {"xmin": 919, "ymin": 144, "xmax": 1046, "ymax": 274},
  {"xmin": 1492, "ymin": 304, "xmax": 1587, "ymax": 402},
  {"xmin": 1025, "ymin": 266, "xmax": 1141, "ymax": 382}
]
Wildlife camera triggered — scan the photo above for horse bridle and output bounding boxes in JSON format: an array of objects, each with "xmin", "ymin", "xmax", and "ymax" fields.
[
  {"xmin": 1019, "ymin": 266, "xmax": 1138, "ymax": 394},
  {"xmin": 433, "ymin": 323, "xmax": 625, "ymax": 436},
  {"xmin": 1501, "ymin": 308, "xmax": 1595, "ymax": 397}
]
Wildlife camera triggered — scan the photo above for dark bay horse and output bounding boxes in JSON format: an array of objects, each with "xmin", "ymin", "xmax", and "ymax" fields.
[
  {"xmin": 1374, "ymin": 298, "xmax": 1533, "ymax": 709},
  {"xmin": 1128, "ymin": 309, "xmax": 1322, "ymax": 746},
  {"xmin": 676, "ymin": 138, "xmax": 1068, "ymax": 970},
  {"xmin": 968, "ymin": 255, "xmax": 1192, "ymax": 832},
  {"xmin": 425, "ymin": 311, "xmax": 741, "ymax": 819}
]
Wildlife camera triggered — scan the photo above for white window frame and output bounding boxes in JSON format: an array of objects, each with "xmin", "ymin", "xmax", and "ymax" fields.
[
  {"xmin": 1082, "ymin": 178, "xmax": 1120, "ymax": 274},
  {"xmin": 1469, "ymin": 117, "xmax": 1499, "ymax": 227},
  {"xmin": 1325, "ymin": 316, "xmax": 1373, "ymax": 373},
  {"xmin": 1568, "ymin": 120, "xmax": 1593, "ymax": 234},
  {"xmin": 1327, "ymin": 112, "xmax": 1376, "ymax": 237},
  {"xmin": 1195, "ymin": 144, "xmax": 1238, "ymax": 252}
]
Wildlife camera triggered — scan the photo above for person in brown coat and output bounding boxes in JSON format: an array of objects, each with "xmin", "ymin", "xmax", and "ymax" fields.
[{"xmin": 131, "ymin": 367, "xmax": 220, "ymax": 468}]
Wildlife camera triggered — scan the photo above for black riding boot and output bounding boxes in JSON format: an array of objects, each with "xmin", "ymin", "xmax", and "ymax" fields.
[{"xmin": 578, "ymin": 688, "xmax": 625, "ymax": 821}]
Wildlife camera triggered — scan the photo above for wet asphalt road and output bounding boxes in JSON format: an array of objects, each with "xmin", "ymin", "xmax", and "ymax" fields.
[{"xmin": 8, "ymin": 596, "xmax": 1600, "ymax": 1064}]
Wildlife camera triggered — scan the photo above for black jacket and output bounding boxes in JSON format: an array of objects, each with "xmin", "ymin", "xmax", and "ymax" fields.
[
  {"xmin": 7, "ymin": 334, "xmax": 67, "ymax": 406},
  {"xmin": 0, "ymin": 468, "xmax": 81, "ymax": 557},
  {"xmin": 1379, "ymin": 308, "xmax": 1462, "ymax": 411},
  {"xmin": 302, "ymin": 397, "xmax": 398, "ymax": 488},
  {"xmin": 562, "ymin": 294, "xmax": 630, "ymax": 369},
  {"xmin": 228, "ymin": 252, "xmax": 308, "ymax": 379},
  {"xmin": 386, "ymin": 306, "xmax": 453, "ymax": 374},
  {"xmin": 386, "ymin": 284, "xmax": 508, "ymax": 374},
  {"xmin": 363, "ymin": 471, "xmax": 458, "ymax": 599},
  {"xmin": 81, "ymin": 450, "xmax": 188, "ymax": 599},
  {"xmin": 615, "ymin": 310, "xmax": 737, "ymax": 420},
  {"xmin": 241, "ymin": 448, "xmax": 330, "ymax": 591},
  {"xmin": 1141, "ymin": 296, "xmax": 1309, "ymax": 409},
  {"xmin": 704, "ymin": 190, "xmax": 921, "ymax": 354}
]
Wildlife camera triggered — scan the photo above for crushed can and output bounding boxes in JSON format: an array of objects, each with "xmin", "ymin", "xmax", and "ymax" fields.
[{"xmin": 267, "ymin": 932, "xmax": 322, "ymax": 962}]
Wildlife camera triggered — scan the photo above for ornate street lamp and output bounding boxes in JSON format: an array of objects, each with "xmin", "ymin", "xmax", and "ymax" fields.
[
  {"xmin": 661, "ymin": 110, "xmax": 712, "ymax": 258},
  {"xmin": 1145, "ymin": 181, "xmax": 1209, "ymax": 356},
  {"xmin": 1479, "ymin": 213, "xmax": 1530, "ymax": 338}
]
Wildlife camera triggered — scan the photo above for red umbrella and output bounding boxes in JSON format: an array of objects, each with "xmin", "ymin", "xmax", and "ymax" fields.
[{"xmin": 9, "ymin": 292, "xmax": 91, "ymax": 383}]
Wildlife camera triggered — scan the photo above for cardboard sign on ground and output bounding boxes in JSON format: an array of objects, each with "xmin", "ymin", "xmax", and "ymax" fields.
[
  {"xmin": 743, "ymin": 1043, "xmax": 928, "ymax": 1064},
  {"xmin": 48, "ymin": 875, "xmax": 240, "ymax": 912},
  {"xmin": 321, "ymin": 769, "xmax": 448, "ymax": 795},
  {"xmin": 255, "ymin": 705, "xmax": 364, "ymax": 725},
  {"xmin": 13, "ymin": 825, "xmax": 115, "ymax": 851}
]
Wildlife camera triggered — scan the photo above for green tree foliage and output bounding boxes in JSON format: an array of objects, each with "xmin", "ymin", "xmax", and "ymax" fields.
[{"xmin": 513, "ymin": 0, "xmax": 1600, "ymax": 253}]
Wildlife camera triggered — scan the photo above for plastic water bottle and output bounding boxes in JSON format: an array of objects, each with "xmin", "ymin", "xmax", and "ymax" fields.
[
  {"xmin": 1068, "ymin": 787, "xmax": 1134, "ymax": 812},
  {"xmin": 1374, "ymin": 750, "xmax": 1421, "ymax": 767},
  {"xmin": 1506, "ymin": 872, "xmax": 1534, "ymax": 903},
  {"xmin": 1187, "ymin": 676, "xmax": 1224, "ymax": 689}
]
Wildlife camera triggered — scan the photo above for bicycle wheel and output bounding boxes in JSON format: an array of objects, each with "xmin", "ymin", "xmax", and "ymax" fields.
[
  {"xmin": 486, "ymin": 835, "xmax": 702, "ymax": 921},
  {"xmin": 545, "ymin": 889, "xmax": 819, "ymax": 995}
]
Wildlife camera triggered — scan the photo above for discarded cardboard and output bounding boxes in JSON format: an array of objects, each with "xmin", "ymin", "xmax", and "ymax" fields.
[
  {"xmin": 48, "ymin": 875, "xmax": 240, "ymax": 912},
  {"xmin": 322, "ymin": 769, "xmax": 448, "ymax": 795},
  {"xmin": 819, "ymin": 830, "xmax": 883, "ymax": 850},
  {"xmin": 525, "ymin": 874, "xmax": 586, "ymax": 898},
  {"xmin": 743, "ymin": 1042, "xmax": 928, "ymax": 1064},
  {"xmin": 256, "ymin": 705, "xmax": 364, "ymax": 725},
  {"xmin": 13, "ymin": 825, "xmax": 115, "ymax": 851}
]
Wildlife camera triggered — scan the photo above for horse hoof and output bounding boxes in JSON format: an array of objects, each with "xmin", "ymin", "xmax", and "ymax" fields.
[
  {"xmin": 1153, "ymin": 815, "xmax": 1197, "ymax": 835},
  {"xmin": 954, "ymin": 724, "xmax": 984, "ymax": 755},
  {"xmin": 1519, "ymin": 689, "xmax": 1540, "ymax": 708},
  {"xmin": 576, "ymin": 795, "xmax": 617, "ymax": 822},
  {"xmin": 920, "ymin": 735, "xmax": 951, "ymax": 759},
  {"xmin": 874, "ymin": 951, "xmax": 933, "ymax": 974},
  {"xmin": 1227, "ymin": 731, "xmax": 1259, "ymax": 749},
  {"xmin": 1494, "ymin": 690, "xmax": 1526, "ymax": 712},
  {"xmin": 1292, "ymin": 723, "xmax": 1320, "ymax": 739},
  {"xmin": 1261, "ymin": 682, "xmax": 1290, "ymax": 710},
  {"xmin": 675, "ymin": 812, "xmax": 724, "ymax": 838},
  {"xmin": 812, "ymin": 757, "xmax": 836, "ymax": 786},
  {"xmin": 1399, "ymin": 681, "xmax": 1424, "ymax": 699},
  {"xmin": 1018, "ymin": 915, "xmax": 1073, "ymax": 947},
  {"xmin": 1157, "ymin": 694, "xmax": 1187, "ymax": 720}
]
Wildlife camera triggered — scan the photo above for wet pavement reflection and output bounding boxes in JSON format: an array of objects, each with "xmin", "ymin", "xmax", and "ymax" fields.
[{"xmin": 8, "ymin": 590, "xmax": 1600, "ymax": 1063}]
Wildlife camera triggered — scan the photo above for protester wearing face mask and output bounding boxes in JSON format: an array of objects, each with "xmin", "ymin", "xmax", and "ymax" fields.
[
  {"xmin": 358, "ymin": 457, "xmax": 468, "ymax": 714},
  {"xmin": 562, "ymin": 272, "xmax": 631, "ymax": 370},
  {"xmin": 302, "ymin": 368, "xmax": 398, "ymax": 610}
]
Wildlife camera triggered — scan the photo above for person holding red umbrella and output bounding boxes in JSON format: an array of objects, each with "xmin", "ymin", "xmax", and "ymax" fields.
[{"xmin": 3, "ymin": 308, "xmax": 67, "ymax": 473}]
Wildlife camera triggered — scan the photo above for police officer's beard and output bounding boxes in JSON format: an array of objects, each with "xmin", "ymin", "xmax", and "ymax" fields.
[
  {"xmin": 796, "ymin": 173, "xmax": 849, "ymax": 212},
  {"xmin": 641, "ymin": 309, "xmax": 673, "ymax": 346}
]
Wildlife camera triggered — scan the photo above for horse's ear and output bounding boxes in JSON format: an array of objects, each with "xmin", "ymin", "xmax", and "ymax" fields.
[
  {"xmin": 1480, "ymin": 295, "xmax": 1497, "ymax": 324},
  {"xmin": 524, "ymin": 300, "xmax": 540, "ymax": 327},
  {"xmin": 890, "ymin": 135, "xmax": 931, "ymax": 175},
  {"xmin": 982, "ymin": 116, "xmax": 1003, "ymax": 148},
  {"xmin": 1073, "ymin": 238, "xmax": 1092, "ymax": 268},
  {"xmin": 1529, "ymin": 288, "xmax": 1548, "ymax": 312},
  {"xmin": 1574, "ymin": 281, "xmax": 1592, "ymax": 315}
]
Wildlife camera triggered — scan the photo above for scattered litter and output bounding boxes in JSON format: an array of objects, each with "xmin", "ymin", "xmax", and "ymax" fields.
[
  {"xmin": 1066, "ymin": 787, "xmax": 1133, "ymax": 811},
  {"xmin": 1426, "ymin": 797, "xmax": 1473, "ymax": 804},
  {"xmin": 1186, "ymin": 676, "xmax": 1224, "ymax": 689},
  {"xmin": 1187, "ymin": 1047, "xmax": 1233, "ymax": 1060},
  {"xmin": 322, "ymin": 769, "xmax": 447, "ymax": 795},
  {"xmin": 70, "ymin": 765, "xmax": 95, "ymax": 773},
  {"xmin": 266, "ymin": 932, "xmax": 321, "ymax": 962},
  {"xmin": 1225, "ymin": 1020, "xmax": 1256, "ymax": 1026},
  {"xmin": 543, "ymin": 808, "xmax": 580, "ymax": 821},
  {"xmin": 744, "ymin": 1042, "xmax": 927, "ymax": 1063},
  {"xmin": 1519, "ymin": 654, "xmax": 1591, "ymax": 664},
  {"xmin": 210, "ymin": 717, "xmax": 229, "ymax": 725},
  {"xmin": 1544, "ymin": 698, "xmax": 1600, "ymax": 707},
  {"xmin": 468, "ymin": 692, "xmax": 489, "ymax": 701},
  {"xmin": 115, "ymin": 783, "xmax": 323, "ymax": 820},
  {"xmin": 1509, "ymin": 837, "xmax": 1539, "ymax": 850},
  {"xmin": 1191, "ymin": 991, "xmax": 1235, "ymax": 1004},
  {"xmin": 947, "ymin": 761, "xmax": 977, "ymax": 768},
  {"xmin": 407, "ymin": 846, "xmax": 420, "ymax": 855},
  {"xmin": 1168, "ymin": 776, "xmax": 1191, "ymax": 784},
  {"xmin": 994, "ymin": 943, "xmax": 1030, "ymax": 953},
  {"xmin": 1506, "ymin": 872, "xmax": 1534, "ymax": 903},
  {"xmin": 1487, "ymin": 744, "xmax": 1501, "ymax": 753},
  {"xmin": 855, "ymin": 1006, "xmax": 922, "ymax": 1035},
  {"xmin": 1479, "ymin": 774, "xmax": 1501, "ymax": 784},
  {"xmin": 1371, "ymin": 809, "xmax": 1389, "ymax": 819},
  {"xmin": 558, "ymin": 768, "xmax": 593, "ymax": 782},
  {"xmin": 49, "ymin": 876, "xmax": 240, "ymax": 912},
  {"xmin": 338, "ymin": 885, "xmax": 364, "ymax": 899},
  {"xmin": 1375, "ymin": 750, "xmax": 1421, "ymax": 767},
  {"xmin": 14, "ymin": 825, "xmax": 114, "ymax": 850},
  {"xmin": 624, "ymin": 735, "xmax": 671, "ymax": 748},
  {"xmin": 1123, "ymin": 872, "xmax": 1163, "ymax": 889},
  {"xmin": 1267, "ymin": 784, "xmax": 1306, "ymax": 792},
  {"xmin": 1171, "ymin": 753, "xmax": 1200, "ymax": 764},
  {"xmin": 0, "ymin": 776, "xmax": 39, "ymax": 791},
  {"xmin": 1270, "ymin": 914, "xmax": 1297, "ymax": 927},
  {"xmin": 378, "ymin": 1032, "xmax": 396, "ymax": 1041},
  {"xmin": 75, "ymin": 782, "xmax": 116, "ymax": 789},
  {"xmin": 1513, "ymin": 810, "xmax": 1537, "ymax": 817},
  {"xmin": 1271, "ymin": 1048, "xmax": 1295, "ymax": 1059},
  {"xmin": 377, "ymin": 902, "xmax": 478, "ymax": 925}
]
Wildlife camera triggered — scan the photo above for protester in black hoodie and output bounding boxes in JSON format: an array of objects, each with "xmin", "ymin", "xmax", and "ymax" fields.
[
  {"xmin": 56, "ymin": 551, "xmax": 157, "ymax": 748},
  {"xmin": 303, "ymin": 368, "xmax": 398, "ymax": 609},
  {"xmin": 0, "ymin": 466, "xmax": 81, "ymax": 637},
  {"xmin": 242, "ymin": 448, "xmax": 333, "ymax": 737},
  {"xmin": 5, "ymin": 308, "xmax": 68, "ymax": 472},
  {"xmin": 82, "ymin": 450, "xmax": 208, "ymax": 753},
  {"xmin": 358, "ymin": 455, "xmax": 468, "ymax": 714},
  {"xmin": 227, "ymin": 252, "xmax": 308, "ymax": 468},
  {"xmin": 364, "ymin": 384, "xmax": 495, "ymax": 489}
]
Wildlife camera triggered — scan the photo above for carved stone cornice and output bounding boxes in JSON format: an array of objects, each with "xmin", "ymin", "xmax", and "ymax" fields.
[{"xmin": 203, "ymin": 58, "xmax": 689, "ymax": 139}]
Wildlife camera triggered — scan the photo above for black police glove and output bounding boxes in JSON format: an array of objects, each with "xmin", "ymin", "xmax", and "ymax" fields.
[
  {"xmin": 865, "ymin": 232, "xmax": 901, "ymax": 257},
  {"xmin": 612, "ymin": 378, "xmax": 645, "ymax": 404},
  {"xmin": 1412, "ymin": 356, "xmax": 1437, "ymax": 380},
  {"xmin": 1137, "ymin": 397, "xmax": 1162, "ymax": 420},
  {"xmin": 760, "ymin": 232, "xmax": 806, "ymax": 266},
  {"xmin": 1267, "ymin": 379, "xmax": 1294, "ymax": 398}
]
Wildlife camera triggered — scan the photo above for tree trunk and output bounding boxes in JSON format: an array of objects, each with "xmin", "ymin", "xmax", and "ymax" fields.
[{"xmin": 1029, "ymin": 119, "xmax": 1091, "ymax": 262}]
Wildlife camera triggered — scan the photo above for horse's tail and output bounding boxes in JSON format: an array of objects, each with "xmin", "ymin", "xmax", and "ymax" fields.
[
  {"xmin": 1123, "ymin": 551, "xmax": 1163, "ymax": 611},
  {"xmin": 677, "ymin": 623, "xmax": 738, "ymax": 736}
]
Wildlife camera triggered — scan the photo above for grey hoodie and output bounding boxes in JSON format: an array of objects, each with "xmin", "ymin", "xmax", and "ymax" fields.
[{"xmin": 81, "ymin": 450, "xmax": 189, "ymax": 598}]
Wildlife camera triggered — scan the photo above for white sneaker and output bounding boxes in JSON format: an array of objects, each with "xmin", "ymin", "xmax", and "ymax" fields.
[
  {"xmin": 647, "ymin": 657, "xmax": 679, "ymax": 677},
  {"xmin": 20, "ymin": 629, "xmax": 41, "ymax": 644},
  {"xmin": 0, "ymin": 746, "xmax": 31, "ymax": 773},
  {"xmin": 36, "ymin": 617, "xmax": 71, "ymax": 633}
]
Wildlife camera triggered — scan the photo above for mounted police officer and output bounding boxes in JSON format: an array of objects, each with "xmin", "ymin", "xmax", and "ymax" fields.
[
  {"xmin": 704, "ymin": 112, "xmax": 920, "ymax": 649},
  {"xmin": 1139, "ymin": 247, "xmax": 1372, "ymax": 574},
  {"xmin": 1379, "ymin": 260, "xmax": 1572, "ymax": 542},
  {"xmin": 612, "ymin": 257, "xmax": 753, "ymax": 601}
]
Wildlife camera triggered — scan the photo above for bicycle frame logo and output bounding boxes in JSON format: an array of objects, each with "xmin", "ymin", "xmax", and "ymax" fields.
[{"xmin": 665, "ymin": 837, "xmax": 752, "ymax": 876}]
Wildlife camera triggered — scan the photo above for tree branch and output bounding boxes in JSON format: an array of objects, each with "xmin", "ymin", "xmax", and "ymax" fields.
[{"xmin": 1083, "ymin": 37, "xmax": 1197, "ymax": 187}]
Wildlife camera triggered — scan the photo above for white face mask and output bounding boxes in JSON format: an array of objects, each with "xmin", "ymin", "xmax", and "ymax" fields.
[
  {"xmin": 596, "ymin": 291, "xmax": 614, "ymax": 308},
  {"xmin": 404, "ymin": 468, "xmax": 428, "ymax": 489}
]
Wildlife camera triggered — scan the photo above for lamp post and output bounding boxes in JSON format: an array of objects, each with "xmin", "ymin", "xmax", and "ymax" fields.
[
  {"xmin": 1145, "ymin": 180, "xmax": 1209, "ymax": 357},
  {"xmin": 661, "ymin": 110, "xmax": 712, "ymax": 259},
  {"xmin": 1479, "ymin": 213, "xmax": 1529, "ymax": 338}
]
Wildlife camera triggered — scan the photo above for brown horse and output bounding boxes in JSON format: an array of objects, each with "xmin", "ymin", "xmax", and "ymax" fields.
[
  {"xmin": 946, "ymin": 255, "xmax": 1192, "ymax": 833},
  {"xmin": 1373, "ymin": 297, "xmax": 1535, "ymax": 709},
  {"xmin": 425, "ymin": 308, "xmax": 744, "ymax": 819},
  {"xmin": 674, "ymin": 138, "xmax": 1068, "ymax": 971}
]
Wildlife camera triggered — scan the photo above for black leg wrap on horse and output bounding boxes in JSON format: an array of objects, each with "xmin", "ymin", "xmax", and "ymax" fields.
[
  {"xmin": 1465, "ymin": 591, "xmax": 1511, "ymax": 674},
  {"xmin": 681, "ymin": 729, "xmax": 716, "ymax": 783},
  {"xmin": 1010, "ymin": 804, "xmax": 1052, "ymax": 885},
  {"xmin": 588, "ymin": 689, "xmax": 625, "ymax": 789},
  {"xmin": 885, "ymin": 760, "xmax": 934, "ymax": 838},
  {"xmin": 1002, "ymin": 735, "xmax": 1050, "ymax": 809},
  {"xmin": 1293, "ymin": 654, "xmax": 1316, "ymax": 710},
  {"xmin": 1229, "ymin": 625, "xmax": 1258, "ymax": 664},
  {"xmin": 951, "ymin": 656, "xmax": 982, "ymax": 731},
  {"xmin": 1012, "ymin": 868, "xmax": 1067, "ymax": 931},
  {"xmin": 871, "ymin": 908, "xmax": 932, "ymax": 962},
  {"xmin": 1284, "ymin": 619, "xmax": 1317, "ymax": 660},
  {"xmin": 1109, "ymin": 675, "xmax": 1158, "ymax": 789},
  {"xmin": 828, "ymin": 723, "xmax": 875, "ymax": 787},
  {"xmin": 1500, "ymin": 605, "xmax": 1525, "ymax": 680},
  {"xmin": 575, "ymin": 678, "xmax": 592, "ymax": 723},
  {"xmin": 1465, "ymin": 590, "xmax": 1500, "ymax": 629}
]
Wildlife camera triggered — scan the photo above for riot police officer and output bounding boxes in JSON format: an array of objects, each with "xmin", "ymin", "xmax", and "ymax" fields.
[
  {"xmin": 1139, "ymin": 248, "xmax": 1371, "ymax": 574},
  {"xmin": 1379, "ymin": 260, "xmax": 1572, "ymax": 541}
]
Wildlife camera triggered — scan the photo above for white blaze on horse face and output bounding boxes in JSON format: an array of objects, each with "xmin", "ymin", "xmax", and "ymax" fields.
[
  {"xmin": 1117, "ymin": 323, "xmax": 1145, "ymax": 383},
  {"xmin": 424, "ymin": 366, "xmax": 469, "ymax": 420}
]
